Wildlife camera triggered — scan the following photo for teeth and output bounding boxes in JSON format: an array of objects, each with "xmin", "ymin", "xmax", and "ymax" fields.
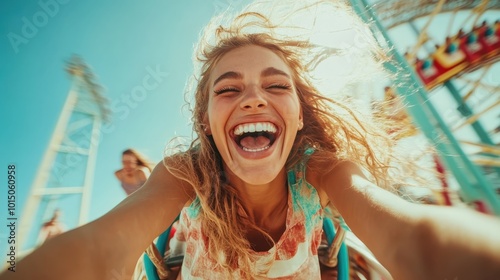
[
  {"xmin": 242, "ymin": 145, "xmax": 271, "ymax": 152},
  {"xmin": 256, "ymin": 123, "xmax": 263, "ymax": 132},
  {"xmin": 233, "ymin": 122, "xmax": 277, "ymax": 136}
]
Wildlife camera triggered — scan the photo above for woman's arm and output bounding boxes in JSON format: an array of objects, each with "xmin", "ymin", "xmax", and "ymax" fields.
[
  {"xmin": 114, "ymin": 169, "xmax": 123, "ymax": 181},
  {"xmin": 1, "ymin": 162, "xmax": 193, "ymax": 280},
  {"xmin": 417, "ymin": 203, "xmax": 500, "ymax": 279},
  {"xmin": 319, "ymin": 161, "xmax": 500, "ymax": 280}
]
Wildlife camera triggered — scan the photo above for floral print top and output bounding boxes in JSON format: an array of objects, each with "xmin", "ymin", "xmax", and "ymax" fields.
[{"xmin": 168, "ymin": 152, "xmax": 324, "ymax": 279}]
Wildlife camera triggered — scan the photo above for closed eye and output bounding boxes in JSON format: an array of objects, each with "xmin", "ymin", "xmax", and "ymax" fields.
[
  {"xmin": 266, "ymin": 83, "xmax": 291, "ymax": 90},
  {"xmin": 214, "ymin": 87, "xmax": 240, "ymax": 95}
]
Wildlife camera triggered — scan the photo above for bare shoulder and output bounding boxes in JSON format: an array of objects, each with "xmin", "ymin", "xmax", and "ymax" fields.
[
  {"xmin": 138, "ymin": 166, "xmax": 150, "ymax": 173},
  {"xmin": 306, "ymin": 153, "xmax": 366, "ymax": 207},
  {"xmin": 136, "ymin": 166, "xmax": 151, "ymax": 180},
  {"xmin": 305, "ymin": 151, "xmax": 342, "ymax": 207}
]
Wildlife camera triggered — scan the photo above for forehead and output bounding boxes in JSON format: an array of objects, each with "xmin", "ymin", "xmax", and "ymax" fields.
[
  {"xmin": 122, "ymin": 154, "xmax": 137, "ymax": 160},
  {"xmin": 210, "ymin": 45, "xmax": 292, "ymax": 83}
]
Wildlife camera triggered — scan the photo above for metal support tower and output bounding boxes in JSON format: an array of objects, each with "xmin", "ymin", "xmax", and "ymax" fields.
[{"xmin": 17, "ymin": 56, "xmax": 109, "ymax": 257}]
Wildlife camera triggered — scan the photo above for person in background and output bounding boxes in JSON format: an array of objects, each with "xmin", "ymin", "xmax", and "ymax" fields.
[{"xmin": 115, "ymin": 148, "xmax": 153, "ymax": 195}]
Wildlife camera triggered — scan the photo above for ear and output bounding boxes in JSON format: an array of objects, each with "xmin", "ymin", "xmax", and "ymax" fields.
[
  {"xmin": 205, "ymin": 126, "xmax": 212, "ymax": 135},
  {"xmin": 298, "ymin": 109, "xmax": 304, "ymax": 131},
  {"xmin": 203, "ymin": 114, "xmax": 212, "ymax": 135}
]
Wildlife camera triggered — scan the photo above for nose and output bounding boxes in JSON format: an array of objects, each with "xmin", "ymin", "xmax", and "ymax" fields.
[{"xmin": 240, "ymin": 85, "xmax": 267, "ymax": 110}]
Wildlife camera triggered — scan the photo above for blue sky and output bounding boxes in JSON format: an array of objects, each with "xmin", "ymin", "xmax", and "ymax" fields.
[{"xmin": 0, "ymin": 0, "xmax": 249, "ymax": 254}]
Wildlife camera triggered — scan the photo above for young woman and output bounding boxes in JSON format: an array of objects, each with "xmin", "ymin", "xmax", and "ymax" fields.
[
  {"xmin": 115, "ymin": 149, "xmax": 153, "ymax": 195},
  {"xmin": 3, "ymin": 1, "xmax": 499, "ymax": 279}
]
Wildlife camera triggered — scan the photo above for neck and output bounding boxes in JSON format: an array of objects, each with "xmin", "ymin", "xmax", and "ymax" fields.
[{"xmin": 226, "ymin": 168, "xmax": 289, "ymax": 226}]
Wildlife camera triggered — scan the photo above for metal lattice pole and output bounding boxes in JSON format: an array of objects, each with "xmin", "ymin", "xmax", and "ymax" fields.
[{"xmin": 16, "ymin": 56, "xmax": 109, "ymax": 258}]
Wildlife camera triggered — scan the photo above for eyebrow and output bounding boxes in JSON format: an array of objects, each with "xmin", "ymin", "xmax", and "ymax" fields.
[
  {"xmin": 212, "ymin": 67, "xmax": 291, "ymax": 87},
  {"xmin": 213, "ymin": 71, "xmax": 242, "ymax": 87},
  {"xmin": 261, "ymin": 67, "xmax": 290, "ymax": 79}
]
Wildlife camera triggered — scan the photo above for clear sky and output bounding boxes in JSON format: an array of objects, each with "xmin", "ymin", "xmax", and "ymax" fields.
[{"xmin": 0, "ymin": 0, "xmax": 250, "ymax": 255}]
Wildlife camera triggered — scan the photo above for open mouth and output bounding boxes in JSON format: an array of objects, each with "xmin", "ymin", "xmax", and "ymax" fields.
[{"xmin": 232, "ymin": 122, "xmax": 278, "ymax": 152}]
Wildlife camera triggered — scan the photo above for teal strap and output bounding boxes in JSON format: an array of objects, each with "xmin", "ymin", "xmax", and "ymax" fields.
[
  {"xmin": 287, "ymin": 168, "xmax": 297, "ymax": 185},
  {"xmin": 287, "ymin": 146, "xmax": 315, "ymax": 185},
  {"xmin": 323, "ymin": 217, "xmax": 350, "ymax": 280},
  {"xmin": 144, "ymin": 214, "xmax": 180, "ymax": 279}
]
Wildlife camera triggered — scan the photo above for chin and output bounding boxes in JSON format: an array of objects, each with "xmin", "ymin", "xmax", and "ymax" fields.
[
  {"xmin": 243, "ymin": 173, "xmax": 276, "ymax": 185},
  {"xmin": 228, "ymin": 161, "xmax": 284, "ymax": 186}
]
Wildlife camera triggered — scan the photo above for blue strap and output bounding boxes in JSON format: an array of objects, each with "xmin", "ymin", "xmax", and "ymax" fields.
[
  {"xmin": 323, "ymin": 217, "xmax": 350, "ymax": 280},
  {"xmin": 144, "ymin": 214, "xmax": 180, "ymax": 279},
  {"xmin": 143, "ymin": 252, "xmax": 160, "ymax": 280},
  {"xmin": 287, "ymin": 147, "xmax": 315, "ymax": 185}
]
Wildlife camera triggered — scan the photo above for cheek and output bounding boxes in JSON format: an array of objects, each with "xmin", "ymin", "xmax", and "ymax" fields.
[
  {"xmin": 206, "ymin": 101, "xmax": 216, "ymax": 128},
  {"xmin": 208, "ymin": 100, "xmax": 231, "ymax": 128},
  {"xmin": 281, "ymin": 99, "xmax": 302, "ymax": 121}
]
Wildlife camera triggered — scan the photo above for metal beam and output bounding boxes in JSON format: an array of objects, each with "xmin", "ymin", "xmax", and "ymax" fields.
[{"xmin": 33, "ymin": 187, "xmax": 84, "ymax": 195}]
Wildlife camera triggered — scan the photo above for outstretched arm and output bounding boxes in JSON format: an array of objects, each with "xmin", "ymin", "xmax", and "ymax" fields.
[
  {"xmin": 319, "ymin": 161, "xmax": 500, "ymax": 280},
  {"xmin": 1, "ymin": 162, "xmax": 193, "ymax": 280}
]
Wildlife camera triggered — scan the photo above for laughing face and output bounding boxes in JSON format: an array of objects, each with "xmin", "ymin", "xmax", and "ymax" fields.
[{"xmin": 206, "ymin": 45, "xmax": 303, "ymax": 185}]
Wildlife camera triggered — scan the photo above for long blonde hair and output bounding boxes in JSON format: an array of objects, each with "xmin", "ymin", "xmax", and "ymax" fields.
[{"xmin": 165, "ymin": 0, "xmax": 423, "ymax": 276}]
